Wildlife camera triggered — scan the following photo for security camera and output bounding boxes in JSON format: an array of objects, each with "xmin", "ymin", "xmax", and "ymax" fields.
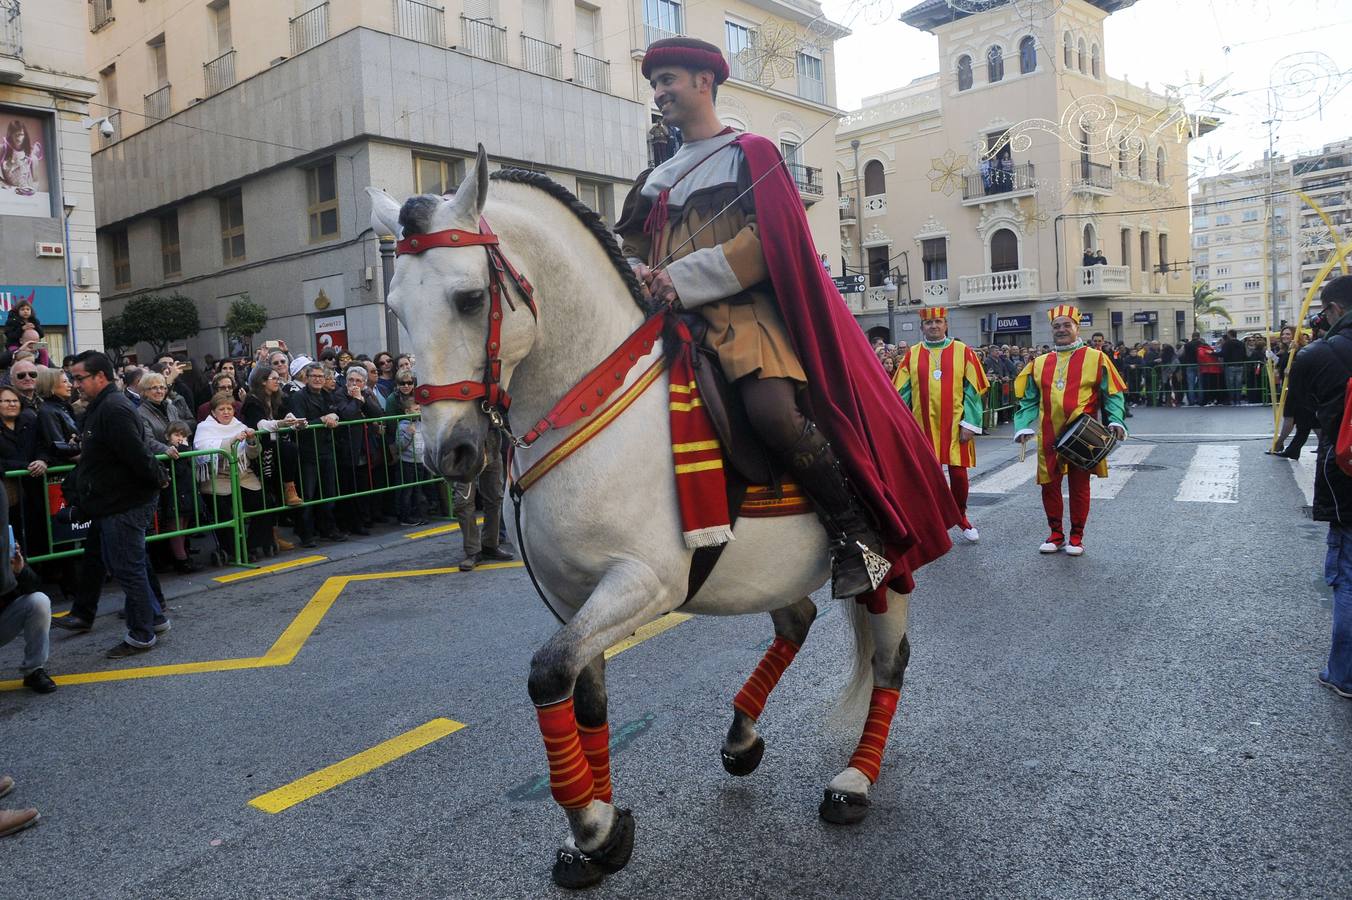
[{"xmin": 99, "ymin": 118, "xmax": 115, "ymax": 138}]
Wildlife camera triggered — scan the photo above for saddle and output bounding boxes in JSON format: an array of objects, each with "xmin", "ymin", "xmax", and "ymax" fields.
[{"xmin": 681, "ymin": 313, "xmax": 776, "ymax": 487}]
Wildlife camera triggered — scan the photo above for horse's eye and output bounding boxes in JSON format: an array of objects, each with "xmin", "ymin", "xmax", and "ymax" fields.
[{"xmin": 454, "ymin": 289, "xmax": 486, "ymax": 314}]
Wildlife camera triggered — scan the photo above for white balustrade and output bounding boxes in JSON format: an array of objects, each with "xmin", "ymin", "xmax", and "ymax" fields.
[
  {"xmin": 1075, "ymin": 265, "xmax": 1131, "ymax": 296},
  {"xmin": 958, "ymin": 269, "xmax": 1039, "ymax": 304}
]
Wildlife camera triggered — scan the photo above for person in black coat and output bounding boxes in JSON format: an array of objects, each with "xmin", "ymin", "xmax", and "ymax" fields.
[
  {"xmin": 1285, "ymin": 275, "xmax": 1352, "ymax": 698},
  {"xmin": 332, "ymin": 366, "xmax": 385, "ymax": 535},
  {"xmin": 1218, "ymin": 329, "xmax": 1249, "ymax": 405},
  {"xmin": 0, "ymin": 385, "xmax": 44, "ymax": 558},
  {"xmin": 285, "ymin": 362, "xmax": 343, "ymax": 546}
]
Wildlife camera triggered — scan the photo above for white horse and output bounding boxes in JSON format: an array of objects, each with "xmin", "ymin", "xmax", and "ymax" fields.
[{"xmin": 368, "ymin": 148, "xmax": 914, "ymax": 890}]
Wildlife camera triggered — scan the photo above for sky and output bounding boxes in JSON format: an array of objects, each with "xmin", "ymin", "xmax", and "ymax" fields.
[{"xmin": 822, "ymin": 0, "xmax": 1352, "ymax": 175}]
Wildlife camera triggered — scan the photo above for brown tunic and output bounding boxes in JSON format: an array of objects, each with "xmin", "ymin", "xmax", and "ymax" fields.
[{"xmin": 616, "ymin": 156, "xmax": 806, "ymax": 384}]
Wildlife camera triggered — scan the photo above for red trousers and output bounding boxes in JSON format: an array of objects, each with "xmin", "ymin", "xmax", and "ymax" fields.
[
  {"xmin": 1040, "ymin": 468, "xmax": 1091, "ymax": 538},
  {"xmin": 947, "ymin": 466, "xmax": 970, "ymax": 525}
]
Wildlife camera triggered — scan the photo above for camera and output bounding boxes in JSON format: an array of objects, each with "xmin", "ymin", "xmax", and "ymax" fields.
[{"xmin": 98, "ymin": 118, "xmax": 115, "ymax": 138}]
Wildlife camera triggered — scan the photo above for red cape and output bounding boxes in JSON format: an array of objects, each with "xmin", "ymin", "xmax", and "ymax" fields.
[{"xmin": 736, "ymin": 133, "xmax": 959, "ymax": 606}]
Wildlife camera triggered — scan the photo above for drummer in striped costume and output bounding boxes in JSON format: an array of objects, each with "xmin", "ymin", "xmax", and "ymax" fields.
[
  {"xmin": 892, "ymin": 306, "xmax": 989, "ymax": 542},
  {"xmin": 1014, "ymin": 304, "xmax": 1127, "ymax": 556}
]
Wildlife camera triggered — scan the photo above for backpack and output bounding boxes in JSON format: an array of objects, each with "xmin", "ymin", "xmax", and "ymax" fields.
[{"xmin": 1326, "ymin": 335, "xmax": 1352, "ymax": 475}]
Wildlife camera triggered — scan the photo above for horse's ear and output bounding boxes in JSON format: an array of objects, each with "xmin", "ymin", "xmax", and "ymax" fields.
[
  {"xmin": 473, "ymin": 144, "xmax": 489, "ymax": 214},
  {"xmin": 365, "ymin": 187, "xmax": 402, "ymax": 239}
]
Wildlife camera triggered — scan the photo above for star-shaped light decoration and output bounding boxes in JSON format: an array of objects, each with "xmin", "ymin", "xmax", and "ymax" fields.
[
  {"xmin": 927, "ymin": 149, "xmax": 968, "ymax": 196},
  {"xmin": 1021, "ymin": 196, "xmax": 1051, "ymax": 231},
  {"xmin": 736, "ymin": 22, "xmax": 801, "ymax": 88}
]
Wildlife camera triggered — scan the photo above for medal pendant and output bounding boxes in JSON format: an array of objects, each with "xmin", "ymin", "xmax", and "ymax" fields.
[
  {"xmin": 1054, "ymin": 378, "xmax": 1066, "ymax": 391},
  {"xmin": 932, "ymin": 369, "xmax": 943, "ymax": 381}
]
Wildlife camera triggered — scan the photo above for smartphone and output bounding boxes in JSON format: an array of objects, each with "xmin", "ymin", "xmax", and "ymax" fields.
[
  {"xmin": 262, "ymin": 340, "xmax": 282, "ymax": 351},
  {"xmin": 7, "ymin": 524, "xmax": 15, "ymax": 561},
  {"xmin": 180, "ymin": 360, "xmax": 193, "ymax": 371},
  {"xmin": 35, "ymin": 341, "xmax": 47, "ymax": 353}
]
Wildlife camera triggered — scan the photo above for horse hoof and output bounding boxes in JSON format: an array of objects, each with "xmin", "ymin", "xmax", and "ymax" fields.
[
  {"xmin": 550, "ymin": 808, "xmax": 636, "ymax": 889},
  {"xmin": 721, "ymin": 735, "xmax": 765, "ymax": 776},
  {"xmin": 818, "ymin": 788, "xmax": 870, "ymax": 825}
]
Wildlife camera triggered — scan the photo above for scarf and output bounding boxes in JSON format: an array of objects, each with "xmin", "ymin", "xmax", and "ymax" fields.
[
  {"xmin": 669, "ymin": 318, "xmax": 731, "ymax": 548},
  {"xmin": 193, "ymin": 415, "xmax": 252, "ymax": 479}
]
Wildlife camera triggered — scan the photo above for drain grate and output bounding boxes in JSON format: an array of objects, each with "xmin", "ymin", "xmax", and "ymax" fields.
[{"xmin": 966, "ymin": 494, "xmax": 1008, "ymax": 506}]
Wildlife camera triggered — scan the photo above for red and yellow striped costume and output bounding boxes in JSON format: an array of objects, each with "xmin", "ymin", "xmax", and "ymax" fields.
[
  {"xmin": 1014, "ymin": 346, "xmax": 1127, "ymax": 483},
  {"xmin": 893, "ymin": 339, "xmax": 989, "ymax": 467}
]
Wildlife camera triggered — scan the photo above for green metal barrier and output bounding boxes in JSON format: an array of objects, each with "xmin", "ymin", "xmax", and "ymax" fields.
[{"xmin": 3, "ymin": 413, "xmax": 457, "ymax": 568}]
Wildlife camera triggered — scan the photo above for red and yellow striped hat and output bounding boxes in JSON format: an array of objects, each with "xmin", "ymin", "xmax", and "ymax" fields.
[
  {"xmin": 1047, "ymin": 304, "xmax": 1081, "ymax": 324},
  {"xmin": 918, "ymin": 306, "xmax": 948, "ymax": 321}
]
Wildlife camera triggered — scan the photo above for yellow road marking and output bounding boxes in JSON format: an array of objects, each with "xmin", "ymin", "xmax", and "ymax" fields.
[
  {"xmin": 404, "ymin": 522, "xmax": 461, "ymax": 539},
  {"xmin": 214, "ymin": 555, "xmax": 329, "ymax": 583},
  {"xmin": 0, "ymin": 562, "xmax": 527, "ymax": 692},
  {"xmin": 248, "ymin": 718, "xmax": 466, "ymax": 814},
  {"xmin": 605, "ymin": 612, "xmax": 692, "ymax": 659}
]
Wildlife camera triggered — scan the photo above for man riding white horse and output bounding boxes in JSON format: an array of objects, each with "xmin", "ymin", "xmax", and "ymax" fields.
[{"xmin": 619, "ymin": 37, "xmax": 958, "ymax": 602}]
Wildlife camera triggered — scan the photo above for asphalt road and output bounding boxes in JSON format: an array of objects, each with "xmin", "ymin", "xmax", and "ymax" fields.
[{"xmin": 3, "ymin": 406, "xmax": 1349, "ymax": 899}]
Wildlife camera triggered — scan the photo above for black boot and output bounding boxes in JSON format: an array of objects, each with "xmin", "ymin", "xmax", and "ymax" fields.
[{"xmin": 784, "ymin": 422, "xmax": 888, "ymax": 599}]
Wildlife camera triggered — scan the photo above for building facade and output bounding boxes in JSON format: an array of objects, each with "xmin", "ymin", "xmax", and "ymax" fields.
[
  {"xmin": 1190, "ymin": 154, "xmax": 1295, "ymax": 334},
  {"xmin": 0, "ymin": 0, "xmax": 104, "ymax": 358},
  {"xmin": 835, "ymin": 0, "xmax": 1201, "ymax": 349},
  {"xmin": 87, "ymin": 0, "xmax": 844, "ymax": 362},
  {"xmin": 1292, "ymin": 139, "xmax": 1352, "ymax": 320}
]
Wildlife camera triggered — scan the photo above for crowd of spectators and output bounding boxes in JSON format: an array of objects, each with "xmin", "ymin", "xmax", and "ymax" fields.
[{"xmin": 871, "ymin": 325, "xmax": 1295, "ymax": 420}]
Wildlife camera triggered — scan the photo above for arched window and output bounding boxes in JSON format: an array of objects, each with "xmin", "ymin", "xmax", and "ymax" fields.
[
  {"xmin": 1082, "ymin": 224, "xmax": 1096, "ymax": 255},
  {"xmin": 957, "ymin": 54, "xmax": 972, "ymax": 91},
  {"xmin": 1063, "ymin": 31, "xmax": 1073, "ymax": 67},
  {"xmin": 1019, "ymin": 36, "xmax": 1036, "ymax": 74},
  {"xmin": 863, "ymin": 160, "xmax": 886, "ymax": 196},
  {"xmin": 1156, "ymin": 146, "xmax": 1166, "ymax": 182},
  {"xmin": 1138, "ymin": 146, "xmax": 1148, "ymax": 180},
  {"xmin": 1091, "ymin": 43, "xmax": 1101, "ymax": 78},
  {"xmin": 1118, "ymin": 138, "xmax": 1128, "ymax": 174},
  {"xmin": 987, "ymin": 45, "xmax": 1004, "ymax": 82},
  {"xmin": 991, "ymin": 228, "xmax": 1019, "ymax": 272},
  {"xmin": 1077, "ymin": 39, "xmax": 1087, "ymax": 74}
]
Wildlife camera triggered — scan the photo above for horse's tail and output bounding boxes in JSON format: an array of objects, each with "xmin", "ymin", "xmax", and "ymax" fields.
[{"xmin": 835, "ymin": 598, "xmax": 876, "ymax": 725}]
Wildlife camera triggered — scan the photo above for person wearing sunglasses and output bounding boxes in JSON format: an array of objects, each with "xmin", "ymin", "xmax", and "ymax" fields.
[{"xmin": 6, "ymin": 360, "xmax": 39, "ymax": 415}]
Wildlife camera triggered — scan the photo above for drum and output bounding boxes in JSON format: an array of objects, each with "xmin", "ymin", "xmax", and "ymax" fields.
[{"xmin": 1054, "ymin": 414, "xmax": 1117, "ymax": 470}]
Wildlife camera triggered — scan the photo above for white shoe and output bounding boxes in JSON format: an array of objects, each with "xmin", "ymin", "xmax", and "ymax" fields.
[
  {"xmin": 961, "ymin": 526, "xmax": 980, "ymax": 543},
  {"xmin": 1065, "ymin": 543, "xmax": 1084, "ymax": 557},
  {"xmin": 1038, "ymin": 541, "xmax": 1060, "ymax": 554}
]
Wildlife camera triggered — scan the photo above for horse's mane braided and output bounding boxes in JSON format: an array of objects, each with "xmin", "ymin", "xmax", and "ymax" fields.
[{"xmin": 489, "ymin": 168, "xmax": 651, "ymax": 314}]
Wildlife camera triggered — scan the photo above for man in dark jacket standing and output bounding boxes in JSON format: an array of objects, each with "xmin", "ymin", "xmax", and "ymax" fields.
[
  {"xmin": 67, "ymin": 351, "xmax": 170, "ymax": 659},
  {"xmin": 1181, "ymin": 331, "xmax": 1205, "ymax": 406},
  {"xmin": 286, "ymin": 362, "xmax": 344, "ymax": 546},
  {"xmin": 1219, "ymin": 329, "xmax": 1248, "ymax": 405},
  {"xmin": 1287, "ymin": 275, "xmax": 1352, "ymax": 700}
]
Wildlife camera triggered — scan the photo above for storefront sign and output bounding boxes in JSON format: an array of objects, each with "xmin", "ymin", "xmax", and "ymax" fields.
[
  {"xmin": 1132, "ymin": 311, "xmax": 1158, "ymax": 323},
  {"xmin": 996, "ymin": 315, "xmax": 1032, "ymax": 331},
  {"xmin": 0, "ymin": 285, "xmax": 69, "ymax": 324},
  {"xmin": 1079, "ymin": 312, "xmax": 1094, "ymax": 326},
  {"xmin": 314, "ymin": 313, "xmax": 348, "ymax": 355}
]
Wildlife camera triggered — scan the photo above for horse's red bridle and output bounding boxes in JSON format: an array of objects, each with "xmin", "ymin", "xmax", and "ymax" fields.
[
  {"xmin": 395, "ymin": 216, "xmax": 538, "ymax": 413},
  {"xmin": 396, "ymin": 214, "xmax": 663, "ymax": 451}
]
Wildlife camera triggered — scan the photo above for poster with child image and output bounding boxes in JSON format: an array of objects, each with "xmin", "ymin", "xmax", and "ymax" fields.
[{"xmin": 0, "ymin": 110, "xmax": 51, "ymax": 218}]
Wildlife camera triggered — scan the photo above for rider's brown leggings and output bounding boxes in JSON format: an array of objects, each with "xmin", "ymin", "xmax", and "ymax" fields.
[{"xmin": 739, "ymin": 375, "xmax": 808, "ymax": 456}]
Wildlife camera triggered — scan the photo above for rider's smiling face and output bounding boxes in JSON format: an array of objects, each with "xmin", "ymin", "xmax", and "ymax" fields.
[{"xmin": 650, "ymin": 65, "xmax": 712, "ymax": 128}]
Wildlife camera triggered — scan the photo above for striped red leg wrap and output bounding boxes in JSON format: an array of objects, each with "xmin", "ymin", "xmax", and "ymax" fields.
[
  {"xmin": 577, "ymin": 722, "xmax": 613, "ymax": 804},
  {"xmin": 732, "ymin": 636, "xmax": 801, "ymax": 721},
  {"xmin": 535, "ymin": 698, "xmax": 595, "ymax": 810},
  {"xmin": 847, "ymin": 687, "xmax": 902, "ymax": 784}
]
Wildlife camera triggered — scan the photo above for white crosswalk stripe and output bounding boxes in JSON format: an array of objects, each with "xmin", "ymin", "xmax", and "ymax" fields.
[
  {"xmin": 1174, "ymin": 445, "xmax": 1241, "ymax": 504},
  {"xmin": 1288, "ymin": 448, "xmax": 1316, "ymax": 508},
  {"xmin": 1088, "ymin": 443, "xmax": 1154, "ymax": 499},
  {"xmin": 969, "ymin": 454, "xmax": 1037, "ymax": 494}
]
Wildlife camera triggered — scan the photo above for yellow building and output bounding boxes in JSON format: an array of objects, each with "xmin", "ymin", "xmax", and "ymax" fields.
[
  {"xmin": 836, "ymin": 0, "xmax": 1209, "ymax": 348},
  {"xmin": 84, "ymin": 0, "xmax": 844, "ymax": 359}
]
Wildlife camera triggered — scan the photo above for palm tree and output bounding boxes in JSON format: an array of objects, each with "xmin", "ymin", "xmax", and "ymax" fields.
[{"xmin": 1192, "ymin": 280, "xmax": 1231, "ymax": 332}]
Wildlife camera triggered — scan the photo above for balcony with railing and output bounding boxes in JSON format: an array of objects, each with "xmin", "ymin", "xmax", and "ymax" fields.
[
  {"xmin": 1072, "ymin": 160, "xmax": 1113, "ymax": 193},
  {"xmin": 787, "ymin": 163, "xmax": 823, "ymax": 204},
  {"xmin": 143, "ymin": 84, "xmax": 171, "ymax": 121},
  {"xmin": 573, "ymin": 51, "xmax": 609, "ymax": 92},
  {"xmin": 839, "ymin": 195, "xmax": 856, "ymax": 224},
  {"xmin": 959, "ymin": 269, "xmax": 1040, "ymax": 304},
  {"xmin": 961, "ymin": 162, "xmax": 1036, "ymax": 203},
  {"xmin": 204, "ymin": 48, "xmax": 237, "ymax": 96},
  {"xmin": 922, "ymin": 279, "xmax": 950, "ymax": 304},
  {"xmin": 521, "ymin": 34, "xmax": 561, "ymax": 78},
  {"xmin": 290, "ymin": 2, "xmax": 330, "ymax": 56},
  {"xmin": 1075, "ymin": 264, "xmax": 1131, "ymax": 297},
  {"xmin": 1, "ymin": 0, "xmax": 21, "ymax": 60},
  {"xmin": 89, "ymin": 0, "xmax": 114, "ymax": 33},
  {"xmin": 460, "ymin": 15, "xmax": 505, "ymax": 63},
  {"xmin": 395, "ymin": 0, "xmax": 445, "ymax": 45},
  {"xmin": 643, "ymin": 23, "xmax": 682, "ymax": 46}
]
